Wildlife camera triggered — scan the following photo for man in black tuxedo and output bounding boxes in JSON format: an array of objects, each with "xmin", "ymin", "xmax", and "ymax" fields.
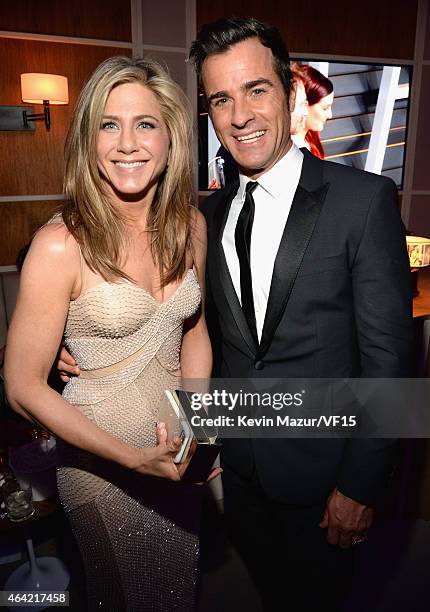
[{"xmin": 189, "ymin": 17, "xmax": 413, "ymax": 611}]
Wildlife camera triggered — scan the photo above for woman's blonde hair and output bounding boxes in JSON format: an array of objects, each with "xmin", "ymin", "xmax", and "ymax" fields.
[{"xmin": 63, "ymin": 56, "xmax": 194, "ymax": 286}]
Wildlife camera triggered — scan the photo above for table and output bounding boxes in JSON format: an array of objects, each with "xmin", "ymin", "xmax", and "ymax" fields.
[
  {"xmin": 0, "ymin": 498, "xmax": 60, "ymax": 533},
  {"xmin": 0, "ymin": 497, "xmax": 69, "ymax": 611}
]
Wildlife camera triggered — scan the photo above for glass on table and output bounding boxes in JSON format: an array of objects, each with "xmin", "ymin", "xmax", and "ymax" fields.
[{"xmin": 5, "ymin": 479, "xmax": 35, "ymax": 523}]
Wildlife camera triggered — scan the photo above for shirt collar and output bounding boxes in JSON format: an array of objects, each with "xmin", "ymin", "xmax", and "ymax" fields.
[{"xmin": 238, "ymin": 142, "xmax": 303, "ymax": 200}]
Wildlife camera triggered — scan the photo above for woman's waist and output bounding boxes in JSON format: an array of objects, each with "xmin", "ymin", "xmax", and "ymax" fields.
[
  {"xmin": 65, "ymin": 328, "xmax": 182, "ymax": 374},
  {"xmin": 78, "ymin": 350, "xmax": 144, "ymax": 379},
  {"xmin": 63, "ymin": 366, "xmax": 181, "ymax": 441},
  {"xmin": 60, "ymin": 396, "xmax": 160, "ymax": 450}
]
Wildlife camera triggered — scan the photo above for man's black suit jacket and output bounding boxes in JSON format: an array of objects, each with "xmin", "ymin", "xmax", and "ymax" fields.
[{"xmin": 200, "ymin": 149, "xmax": 413, "ymax": 507}]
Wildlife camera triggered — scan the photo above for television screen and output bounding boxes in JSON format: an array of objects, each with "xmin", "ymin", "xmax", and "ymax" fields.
[{"xmin": 197, "ymin": 60, "xmax": 412, "ymax": 191}]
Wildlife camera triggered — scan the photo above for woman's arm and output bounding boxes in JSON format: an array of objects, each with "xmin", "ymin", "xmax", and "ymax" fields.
[
  {"xmin": 5, "ymin": 225, "xmax": 180, "ymax": 479},
  {"xmin": 180, "ymin": 208, "xmax": 212, "ymax": 384}
]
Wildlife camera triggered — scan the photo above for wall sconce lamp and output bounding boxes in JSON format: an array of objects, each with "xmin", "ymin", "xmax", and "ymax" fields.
[
  {"xmin": 21, "ymin": 73, "xmax": 68, "ymax": 130},
  {"xmin": 0, "ymin": 73, "xmax": 68, "ymax": 132},
  {"xmin": 406, "ymin": 235, "xmax": 430, "ymax": 296}
]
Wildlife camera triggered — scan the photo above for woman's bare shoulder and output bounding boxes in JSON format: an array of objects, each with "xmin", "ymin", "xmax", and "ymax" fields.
[
  {"xmin": 31, "ymin": 221, "xmax": 79, "ymax": 260},
  {"xmin": 22, "ymin": 223, "xmax": 81, "ymax": 291}
]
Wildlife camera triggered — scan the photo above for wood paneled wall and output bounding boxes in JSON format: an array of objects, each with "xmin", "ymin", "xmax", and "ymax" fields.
[
  {"xmin": 1, "ymin": 201, "xmax": 62, "ymax": 265},
  {"xmin": 0, "ymin": 1, "xmax": 131, "ymax": 265},
  {"xmin": 197, "ymin": 0, "xmax": 418, "ymax": 59},
  {"xmin": 0, "ymin": 0, "xmax": 131, "ymax": 41},
  {"xmin": 0, "ymin": 39, "xmax": 132, "ymax": 196}
]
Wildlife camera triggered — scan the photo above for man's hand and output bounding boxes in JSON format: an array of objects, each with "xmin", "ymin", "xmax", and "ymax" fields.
[
  {"xmin": 57, "ymin": 345, "xmax": 80, "ymax": 382},
  {"xmin": 319, "ymin": 488, "xmax": 373, "ymax": 548}
]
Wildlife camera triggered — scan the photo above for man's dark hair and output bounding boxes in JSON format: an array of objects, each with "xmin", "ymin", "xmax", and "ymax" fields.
[{"xmin": 189, "ymin": 17, "xmax": 292, "ymax": 99}]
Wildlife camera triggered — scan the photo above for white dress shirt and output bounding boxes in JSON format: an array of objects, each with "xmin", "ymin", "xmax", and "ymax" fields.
[
  {"xmin": 291, "ymin": 134, "xmax": 311, "ymax": 150},
  {"xmin": 222, "ymin": 143, "xmax": 304, "ymax": 340}
]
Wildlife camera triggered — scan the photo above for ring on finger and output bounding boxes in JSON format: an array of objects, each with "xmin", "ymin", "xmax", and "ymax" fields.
[{"xmin": 351, "ymin": 533, "xmax": 368, "ymax": 546}]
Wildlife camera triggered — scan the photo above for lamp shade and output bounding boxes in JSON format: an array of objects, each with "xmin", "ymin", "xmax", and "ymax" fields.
[
  {"xmin": 21, "ymin": 73, "xmax": 68, "ymax": 105},
  {"xmin": 406, "ymin": 235, "xmax": 430, "ymax": 268}
]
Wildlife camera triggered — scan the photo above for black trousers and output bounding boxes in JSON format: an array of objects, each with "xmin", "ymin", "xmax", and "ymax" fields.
[{"xmin": 222, "ymin": 464, "xmax": 354, "ymax": 612}]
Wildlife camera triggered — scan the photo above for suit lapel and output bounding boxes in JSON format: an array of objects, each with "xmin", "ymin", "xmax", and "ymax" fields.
[
  {"xmin": 258, "ymin": 152, "xmax": 330, "ymax": 359},
  {"xmin": 212, "ymin": 181, "xmax": 258, "ymax": 355}
]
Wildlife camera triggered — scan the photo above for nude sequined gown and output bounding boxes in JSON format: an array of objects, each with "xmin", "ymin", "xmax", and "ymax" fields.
[{"xmin": 56, "ymin": 269, "xmax": 202, "ymax": 611}]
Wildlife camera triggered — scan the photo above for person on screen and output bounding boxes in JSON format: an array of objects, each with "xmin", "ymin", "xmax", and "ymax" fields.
[
  {"xmin": 294, "ymin": 64, "xmax": 334, "ymax": 158},
  {"xmin": 5, "ymin": 55, "xmax": 220, "ymax": 610},
  {"xmin": 290, "ymin": 61, "xmax": 310, "ymax": 149}
]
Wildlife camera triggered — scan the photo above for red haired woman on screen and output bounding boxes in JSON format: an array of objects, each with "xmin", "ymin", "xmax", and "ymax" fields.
[{"xmin": 296, "ymin": 65, "xmax": 334, "ymax": 159}]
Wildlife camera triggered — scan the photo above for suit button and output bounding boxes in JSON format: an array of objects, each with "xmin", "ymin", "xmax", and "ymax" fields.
[{"xmin": 254, "ymin": 360, "xmax": 264, "ymax": 370}]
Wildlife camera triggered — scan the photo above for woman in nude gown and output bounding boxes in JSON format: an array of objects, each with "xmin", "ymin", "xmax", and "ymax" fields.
[{"xmin": 5, "ymin": 56, "xmax": 219, "ymax": 611}]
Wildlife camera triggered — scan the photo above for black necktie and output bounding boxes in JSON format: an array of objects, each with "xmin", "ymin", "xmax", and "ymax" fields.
[{"xmin": 235, "ymin": 181, "xmax": 258, "ymax": 345}]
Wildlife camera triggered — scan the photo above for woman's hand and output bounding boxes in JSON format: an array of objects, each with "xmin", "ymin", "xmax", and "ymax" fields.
[
  {"xmin": 131, "ymin": 423, "xmax": 222, "ymax": 483},
  {"xmin": 132, "ymin": 422, "xmax": 181, "ymax": 480}
]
